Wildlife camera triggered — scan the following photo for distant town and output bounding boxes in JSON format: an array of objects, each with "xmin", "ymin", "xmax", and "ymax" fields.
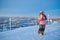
[
  {"xmin": 0, "ymin": 16, "xmax": 60, "ymax": 32},
  {"xmin": 48, "ymin": 16, "xmax": 60, "ymax": 23}
]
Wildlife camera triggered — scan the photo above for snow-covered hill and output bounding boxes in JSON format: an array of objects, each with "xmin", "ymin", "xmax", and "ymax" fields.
[{"xmin": 0, "ymin": 23, "xmax": 60, "ymax": 40}]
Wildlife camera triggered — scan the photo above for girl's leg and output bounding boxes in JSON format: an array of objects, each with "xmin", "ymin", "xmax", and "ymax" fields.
[
  {"xmin": 38, "ymin": 25, "xmax": 42, "ymax": 36},
  {"xmin": 41, "ymin": 25, "xmax": 45, "ymax": 35}
]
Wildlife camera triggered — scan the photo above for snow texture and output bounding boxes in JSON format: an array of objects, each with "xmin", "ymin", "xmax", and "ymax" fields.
[{"xmin": 0, "ymin": 23, "xmax": 60, "ymax": 40}]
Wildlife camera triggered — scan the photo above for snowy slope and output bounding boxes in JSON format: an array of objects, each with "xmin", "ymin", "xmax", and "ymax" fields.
[{"xmin": 0, "ymin": 23, "xmax": 60, "ymax": 40}]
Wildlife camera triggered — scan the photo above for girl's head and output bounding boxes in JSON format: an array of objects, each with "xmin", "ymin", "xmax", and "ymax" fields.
[{"xmin": 39, "ymin": 11, "xmax": 44, "ymax": 15}]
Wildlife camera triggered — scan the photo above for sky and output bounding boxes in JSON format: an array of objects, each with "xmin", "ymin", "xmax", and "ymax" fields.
[{"xmin": 0, "ymin": 0, "xmax": 60, "ymax": 17}]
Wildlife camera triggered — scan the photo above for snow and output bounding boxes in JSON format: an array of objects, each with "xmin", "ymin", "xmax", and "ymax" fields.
[{"xmin": 0, "ymin": 23, "xmax": 60, "ymax": 40}]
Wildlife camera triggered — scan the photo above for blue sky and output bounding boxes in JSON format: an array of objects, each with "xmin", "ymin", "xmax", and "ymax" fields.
[{"xmin": 0, "ymin": 0, "xmax": 60, "ymax": 17}]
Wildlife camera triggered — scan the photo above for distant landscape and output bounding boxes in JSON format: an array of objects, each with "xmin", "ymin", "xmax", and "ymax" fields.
[
  {"xmin": 0, "ymin": 16, "xmax": 60, "ymax": 32},
  {"xmin": 49, "ymin": 16, "xmax": 60, "ymax": 23},
  {"xmin": 0, "ymin": 16, "xmax": 37, "ymax": 32}
]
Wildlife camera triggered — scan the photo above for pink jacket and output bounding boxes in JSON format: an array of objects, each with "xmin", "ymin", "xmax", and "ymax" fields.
[{"xmin": 38, "ymin": 14, "xmax": 47, "ymax": 25}]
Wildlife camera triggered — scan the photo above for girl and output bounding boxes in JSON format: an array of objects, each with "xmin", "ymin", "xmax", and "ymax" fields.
[{"xmin": 38, "ymin": 11, "xmax": 47, "ymax": 36}]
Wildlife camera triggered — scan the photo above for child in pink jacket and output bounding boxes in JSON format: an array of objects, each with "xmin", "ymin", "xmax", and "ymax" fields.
[{"xmin": 38, "ymin": 11, "xmax": 47, "ymax": 36}]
